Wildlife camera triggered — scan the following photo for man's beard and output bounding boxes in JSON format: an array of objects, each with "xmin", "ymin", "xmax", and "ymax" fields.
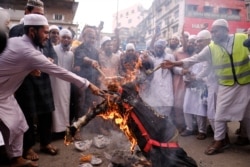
[
  {"xmin": 105, "ymin": 49, "xmax": 112, "ymax": 56},
  {"xmin": 61, "ymin": 43, "xmax": 70, "ymax": 51},
  {"xmin": 186, "ymin": 47, "xmax": 195, "ymax": 55},
  {"xmin": 170, "ymin": 44, "xmax": 178, "ymax": 50},
  {"xmin": 33, "ymin": 34, "xmax": 45, "ymax": 48},
  {"xmin": 155, "ymin": 50, "xmax": 164, "ymax": 57}
]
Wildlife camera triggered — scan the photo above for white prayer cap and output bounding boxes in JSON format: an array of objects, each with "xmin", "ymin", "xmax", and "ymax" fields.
[
  {"xmin": 24, "ymin": 14, "xmax": 48, "ymax": 26},
  {"xmin": 212, "ymin": 19, "xmax": 229, "ymax": 29},
  {"xmin": 60, "ymin": 28, "xmax": 72, "ymax": 38},
  {"xmin": 49, "ymin": 25, "xmax": 60, "ymax": 31},
  {"xmin": 126, "ymin": 43, "xmax": 135, "ymax": 51},
  {"xmin": 154, "ymin": 39, "xmax": 167, "ymax": 47},
  {"xmin": 100, "ymin": 36, "xmax": 111, "ymax": 46},
  {"xmin": 197, "ymin": 30, "xmax": 211, "ymax": 40},
  {"xmin": 171, "ymin": 35, "xmax": 180, "ymax": 40},
  {"xmin": 188, "ymin": 35, "xmax": 197, "ymax": 41},
  {"xmin": 26, "ymin": 0, "xmax": 44, "ymax": 7}
]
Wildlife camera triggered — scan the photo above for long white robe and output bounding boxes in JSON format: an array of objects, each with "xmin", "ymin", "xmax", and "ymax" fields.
[
  {"xmin": 51, "ymin": 45, "xmax": 74, "ymax": 132},
  {"xmin": 0, "ymin": 35, "xmax": 89, "ymax": 145},
  {"xmin": 183, "ymin": 62, "xmax": 207, "ymax": 117},
  {"xmin": 140, "ymin": 53, "xmax": 175, "ymax": 116}
]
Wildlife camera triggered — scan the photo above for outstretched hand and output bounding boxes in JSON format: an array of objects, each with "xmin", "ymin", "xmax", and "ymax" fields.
[
  {"xmin": 161, "ymin": 60, "xmax": 176, "ymax": 69},
  {"xmin": 88, "ymin": 83, "xmax": 104, "ymax": 96}
]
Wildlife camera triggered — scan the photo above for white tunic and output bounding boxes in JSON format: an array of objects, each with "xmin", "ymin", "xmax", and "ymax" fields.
[
  {"xmin": 183, "ymin": 62, "xmax": 207, "ymax": 116},
  {"xmin": 140, "ymin": 53, "xmax": 175, "ymax": 115},
  {"xmin": 0, "ymin": 35, "xmax": 89, "ymax": 144},
  {"xmin": 51, "ymin": 45, "xmax": 74, "ymax": 132}
]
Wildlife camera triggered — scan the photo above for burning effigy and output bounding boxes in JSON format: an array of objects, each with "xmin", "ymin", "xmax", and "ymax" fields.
[
  {"xmin": 65, "ymin": 53, "xmax": 197, "ymax": 167},
  {"xmin": 65, "ymin": 83, "xmax": 197, "ymax": 166}
]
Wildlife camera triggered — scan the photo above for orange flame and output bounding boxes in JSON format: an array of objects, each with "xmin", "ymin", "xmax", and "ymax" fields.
[
  {"xmin": 97, "ymin": 56, "xmax": 142, "ymax": 152},
  {"xmin": 98, "ymin": 98, "xmax": 137, "ymax": 152}
]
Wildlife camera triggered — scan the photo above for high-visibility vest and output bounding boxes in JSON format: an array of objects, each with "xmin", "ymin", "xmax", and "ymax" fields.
[{"xmin": 209, "ymin": 33, "xmax": 250, "ymax": 86}]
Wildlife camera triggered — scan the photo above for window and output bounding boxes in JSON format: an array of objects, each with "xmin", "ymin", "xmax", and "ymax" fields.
[
  {"xmin": 128, "ymin": 19, "xmax": 132, "ymax": 24},
  {"xmin": 131, "ymin": 10, "xmax": 134, "ymax": 13},
  {"xmin": 120, "ymin": 14, "xmax": 123, "ymax": 18},
  {"xmin": 165, "ymin": 16, "xmax": 170, "ymax": 25},
  {"xmin": 247, "ymin": 5, "xmax": 250, "ymax": 21},
  {"xmin": 204, "ymin": 6, "xmax": 213, "ymax": 13},
  {"xmin": 172, "ymin": 25, "xmax": 178, "ymax": 33},
  {"xmin": 219, "ymin": 8, "xmax": 228, "ymax": 14},
  {"xmin": 53, "ymin": 14, "xmax": 64, "ymax": 21},
  {"xmin": 231, "ymin": 9, "xmax": 240, "ymax": 15},
  {"xmin": 174, "ymin": 10, "xmax": 179, "ymax": 18},
  {"xmin": 148, "ymin": 29, "xmax": 152, "ymax": 35},
  {"xmin": 186, "ymin": 5, "xmax": 198, "ymax": 12}
]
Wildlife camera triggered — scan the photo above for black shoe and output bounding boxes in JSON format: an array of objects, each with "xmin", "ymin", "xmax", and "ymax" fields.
[{"xmin": 180, "ymin": 129, "xmax": 195, "ymax": 136}]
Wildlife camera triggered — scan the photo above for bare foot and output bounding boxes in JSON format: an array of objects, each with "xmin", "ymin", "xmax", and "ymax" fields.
[
  {"xmin": 23, "ymin": 148, "xmax": 39, "ymax": 161},
  {"xmin": 10, "ymin": 156, "xmax": 38, "ymax": 167}
]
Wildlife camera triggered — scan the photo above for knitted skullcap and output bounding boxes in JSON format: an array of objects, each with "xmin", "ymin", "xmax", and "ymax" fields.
[
  {"xmin": 126, "ymin": 43, "xmax": 135, "ymax": 51},
  {"xmin": 26, "ymin": 0, "xmax": 44, "ymax": 7},
  {"xmin": 212, "ymin": 19, "xmax": 229, "ymax": 29},
  {"xmin": 154, "ymin": 39, "xmax": 166, "ymax": 47},
  {"xmin": 49, "ymin": 25, "xmax": 60, "ymax": 31},
  {"xmin": 24, "ymin": 14, "xmax": 48, "ymax": 26},
  {"xmin": 100, "ymin": 36, "xmax": 111, "ymax": 46},
  {"xmin": 60, "ymin": 28, "xmax": 72, "ymax": 38},
  {"xmin": 197, "ymin": 30, "xmax": 211, "ymax": 40}
]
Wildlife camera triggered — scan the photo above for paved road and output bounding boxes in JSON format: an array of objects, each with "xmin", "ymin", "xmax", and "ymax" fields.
[{"xmin": 0, "ymin": 122, "xmax": 250, "ymax": 167}]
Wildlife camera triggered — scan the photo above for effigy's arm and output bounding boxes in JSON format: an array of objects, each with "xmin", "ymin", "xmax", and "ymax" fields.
[{"xmin": 65, "ymin": 100, "xmax": 108, "ymax": 144}]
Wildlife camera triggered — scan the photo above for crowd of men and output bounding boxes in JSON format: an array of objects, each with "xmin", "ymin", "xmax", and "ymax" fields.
[{"xmin": 1, "ymin": 0, "xmax": 250, "ymax": 166}]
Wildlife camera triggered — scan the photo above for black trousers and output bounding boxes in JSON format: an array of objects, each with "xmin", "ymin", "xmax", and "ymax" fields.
[{"xmin": 23, "ymin": 111, "xmax": 52, "ymax": 150}]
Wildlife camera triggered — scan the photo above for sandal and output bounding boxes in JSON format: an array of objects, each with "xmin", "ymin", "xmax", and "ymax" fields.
[
  {"xmin": 23, "ymin": 148, "xmax": 39, "ymax": 161},
  {"xmin": 196, "ymin": 133, "xmax": 207, "ymax": 140},
  {"xmin": 204, "ymin": 140, "xmax": 227, "ymax": 155},
  {"xmin": 40, "ymin": 144, "xmax": 58, "ymax": 156}
]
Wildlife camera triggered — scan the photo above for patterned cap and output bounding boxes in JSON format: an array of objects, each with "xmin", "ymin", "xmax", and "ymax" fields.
[{"xmin": 26, "ymin": 0, "xmax": 44, "ymax": 7}]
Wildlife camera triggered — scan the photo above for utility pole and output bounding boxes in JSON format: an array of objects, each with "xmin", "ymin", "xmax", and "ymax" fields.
[{"xmin": 116, "ymin": 0, "xmax": 119, "ymax": 28}]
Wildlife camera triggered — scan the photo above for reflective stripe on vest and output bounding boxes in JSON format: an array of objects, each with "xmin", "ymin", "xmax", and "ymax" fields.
[{"xmin": 209, "ymin": 33, "xmax": 250, "ymax": 86}]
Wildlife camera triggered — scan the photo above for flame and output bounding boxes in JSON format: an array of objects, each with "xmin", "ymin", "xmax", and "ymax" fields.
[
  {"xmin": 64, "ymin": 127, "xmax": 73, "ymax": 146},
  {"xmin": 123, "ymin": 57, "xmax": 142, "ymax": 84},
  {"xmin": 96, "ymin": 57, "xmax": 142, "ymax": 152},
  {"xmin": 98, "ymin": 98, "xmax": 137, "ymax": 152}
]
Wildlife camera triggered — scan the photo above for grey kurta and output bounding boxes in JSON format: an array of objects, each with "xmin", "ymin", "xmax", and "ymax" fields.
[{"xmin": 0, "ymin": 35, "xmax": 89, "ymax": 144}]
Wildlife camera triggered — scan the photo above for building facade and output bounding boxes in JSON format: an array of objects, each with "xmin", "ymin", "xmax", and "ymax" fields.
[
  {"xmin": 0, "ymin": 0, "xmax": 79, "ymax": 35},
  {"xmin": 112, "ymin": 3, "xmax": 149, "ymax": 50},
  {"xmin": 138, "ymin": 0, "xmax": 250, "ymax": 41},
  {"xmin": 184, "ymin": 0, "xmax": 250, "ymax": 34}
]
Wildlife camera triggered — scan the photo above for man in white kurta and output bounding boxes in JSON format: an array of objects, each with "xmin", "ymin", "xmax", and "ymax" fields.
[
  {"xmin": 51, "ymin": 29, "xmax": 74, "ymax": 133},
  {"xmin": 98, "ymin": 36, "xmax": 120, "ymax": 89},
  {"xmin": 0, "ymin": 14, "xmax": 101, "ymax": 166},
  {"xmin": 181, "ymin": 36, "xmax": 207, "ymax": 138},
  {"xmin": 140, "ymin": 39, "xmax": 182, "ymax": 121}
]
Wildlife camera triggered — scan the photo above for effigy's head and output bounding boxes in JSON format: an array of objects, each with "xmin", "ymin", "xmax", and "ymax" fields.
[{"xmin": 120, "ymin": 82, "xmax": 139, "ymax": 100}]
